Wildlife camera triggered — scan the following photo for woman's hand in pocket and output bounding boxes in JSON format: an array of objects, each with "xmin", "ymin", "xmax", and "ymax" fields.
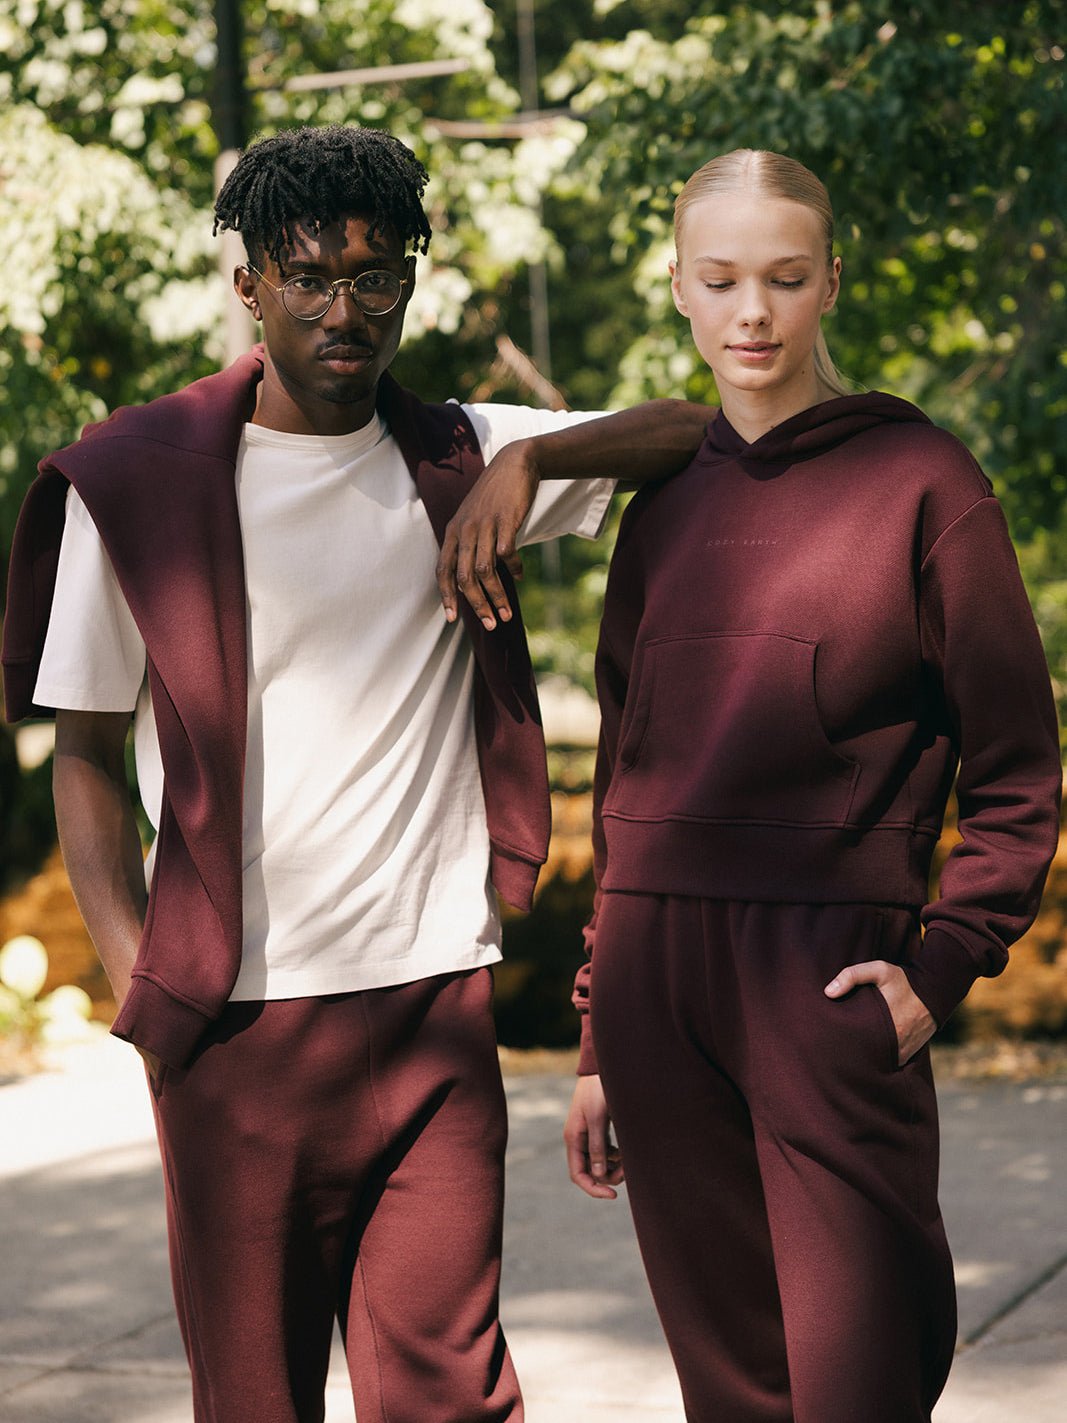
[{"xmin": 824, "ymin": 960, "xmax": 936, "ymax": 1066}]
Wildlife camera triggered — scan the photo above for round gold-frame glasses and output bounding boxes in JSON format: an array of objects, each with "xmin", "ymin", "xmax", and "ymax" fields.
[{"xmin": 246, "ymin": 261, "xmax": 412, "ymax": 320}]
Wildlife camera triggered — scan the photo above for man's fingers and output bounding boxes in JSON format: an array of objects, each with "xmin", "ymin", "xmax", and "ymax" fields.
[
  {"xmin": 434, "ymin": 440, "xmax": 539, "ymax": 624},
  {"xmin": 495, "ymin": 524, "xmax": 524, "ymax": 582},
  {"xmin": 455, "ymin": 536, "xmax": 499, "ymax": 630},
  {"xmin": 455, "ymin": 564, "xmax": 501, "ymax": 630},
  {"xmin": 471, "ymin": 523, "xmax": 513, "ymax": 626},
  {"xmin": 450, "ymin": 519, "xmax": 515, "ymax": 631},
  {"xmin": 434, "ymin": 529, "xmax": 460, "ymax": 623}
]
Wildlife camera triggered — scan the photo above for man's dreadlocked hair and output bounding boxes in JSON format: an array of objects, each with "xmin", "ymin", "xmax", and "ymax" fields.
[{"xmin": 213, "ymin": 124, "xmax": 432, "ymax": 266}]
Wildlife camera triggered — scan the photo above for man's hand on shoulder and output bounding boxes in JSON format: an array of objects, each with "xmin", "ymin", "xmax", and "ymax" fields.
[
  {"xmin": 435, "ymin": 399, "xmax": 712, "ymax": 630},
  {"xmin": 436, "ymin": 437, "xmax": 537, "ymax": 630}
]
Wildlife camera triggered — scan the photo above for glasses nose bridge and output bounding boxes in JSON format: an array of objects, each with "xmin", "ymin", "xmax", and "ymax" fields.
[{"xmin": 322, "ymin": 276, "xmax": 369, "ymax": 322}]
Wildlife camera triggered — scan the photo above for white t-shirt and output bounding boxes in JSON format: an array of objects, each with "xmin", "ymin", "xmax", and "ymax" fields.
[{"xmin": 35, "ymin": 403, "xmax": 613, "ymax": 1000}]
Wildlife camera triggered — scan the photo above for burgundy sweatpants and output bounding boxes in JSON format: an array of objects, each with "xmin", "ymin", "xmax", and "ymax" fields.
[
  {"xmin": 590, "ymin": 893, "xmax": 957, "ymax": 1423},
  {"xmin": 148, "ymin": 967, "xmax": 521, "ymax": 1423}
]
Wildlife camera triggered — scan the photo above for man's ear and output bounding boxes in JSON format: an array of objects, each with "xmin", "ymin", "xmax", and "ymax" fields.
[{"xmin": 234, "ymin": 265, "xmax": 262, "ymax": 321}]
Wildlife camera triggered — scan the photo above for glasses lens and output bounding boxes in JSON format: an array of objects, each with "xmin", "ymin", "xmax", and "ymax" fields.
[
  {"xmin": 281, "ymin": 277, "xmax": 334, "ymax": 319},
  {"xmin": 279, "ymin": 272, "xmax": 404, "ymax": 319},
  {"xmin": 354, "ymin": 271, "xmax": 403, "ymax": 313}
]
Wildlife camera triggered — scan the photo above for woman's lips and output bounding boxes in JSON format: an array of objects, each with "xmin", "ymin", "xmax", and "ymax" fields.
[{"xmin": 728, "ymin": 343, "xmax": 780, "ymax": 362}]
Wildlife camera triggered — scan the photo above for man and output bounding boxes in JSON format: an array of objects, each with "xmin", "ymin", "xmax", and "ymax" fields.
[{"xmin": 3, "ymin": 125, "xmax": 706, "ymax": 1423}]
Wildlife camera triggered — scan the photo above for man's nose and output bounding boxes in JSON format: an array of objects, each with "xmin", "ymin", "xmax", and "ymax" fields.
[{"xmin": 322, "ymin": 283, "xmax": 369, "ymax": 331}]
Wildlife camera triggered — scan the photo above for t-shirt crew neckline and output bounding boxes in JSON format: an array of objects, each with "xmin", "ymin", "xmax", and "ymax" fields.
[{"xmin": 241, "ymin": 414, "xmax": 386, "ymax": 457}]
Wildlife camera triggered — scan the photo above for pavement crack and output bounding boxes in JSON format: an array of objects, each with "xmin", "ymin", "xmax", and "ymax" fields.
[
  {"xmin": 0, "ymin": 1314, "xmax": 183, "ymax": 1402},
  {"xmin": 64, "ymin": 1310, "xmax": 178, "ymax": 1367},
  {"xmin": 960, "ymin": 1250, "xmax": 1067, "ymax": 1350}
]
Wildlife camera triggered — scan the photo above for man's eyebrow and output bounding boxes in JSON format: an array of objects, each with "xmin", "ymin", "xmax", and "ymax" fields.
[{"xmin": 277, "ymin": 256, "xmax": 401, "ymax": 274}]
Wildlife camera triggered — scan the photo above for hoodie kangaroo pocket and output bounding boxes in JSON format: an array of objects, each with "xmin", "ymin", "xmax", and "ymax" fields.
[{"xmin": 611, "ymin": 632, "xmax": 859, "ymax": 826}]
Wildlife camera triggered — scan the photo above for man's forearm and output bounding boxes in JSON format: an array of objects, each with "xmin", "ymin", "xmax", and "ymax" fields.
[
  {"xmin": 529, "ymin": 399, "xmax": 712, "ymax": 482},
  {"xmin": 53, "ymin": 722, "xmax": 147, "ymax": 1004}
]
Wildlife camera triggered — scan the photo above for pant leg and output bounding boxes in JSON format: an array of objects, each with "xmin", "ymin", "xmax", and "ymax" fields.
[
  {"xmin": 730, "ymin": 902, "xmax": 956, "ymax": 1423},
  {"xmin": 150, "ymin": 995, "xmax": 371, "ymax": 1423},
  {"xmin": 591, "ymin": 892, "xmax": 793, "ymax": 1423},
  {"xmin": 150, "ymin": 969, "xmax": 521, "ymax": 1423},
  {"xmin": 591, "ymin": 893, "xmax": 956, "ymax": 1423},
  {"xmin": 339, "ymin": 967, "xmax": 522, "ymax": 1423}
]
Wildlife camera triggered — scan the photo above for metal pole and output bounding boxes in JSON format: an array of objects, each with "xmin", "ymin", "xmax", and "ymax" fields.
[
  {"xmin": 516, "ymin": 0, "xmax": 552, "ymax": 387},
  {"xmin": 214, "ymin": 0, "xmax": 256, "ymax": 364},
  {"xmin": 516, "ymin": 0, "xmax": 561, "ymax": 619}
]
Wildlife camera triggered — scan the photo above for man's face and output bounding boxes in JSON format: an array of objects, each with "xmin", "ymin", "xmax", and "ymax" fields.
[{"xmin": 235, "ymin": 214, "xmax": 414, "ymax": 435}]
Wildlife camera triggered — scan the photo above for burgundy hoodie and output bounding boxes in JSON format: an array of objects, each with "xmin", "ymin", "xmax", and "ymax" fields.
[
  {"xmin": 576, "ymin": 393, "xmax": 1061, "ymax": 1073},
  {"xmin": 3, "ymin": 350, "xmax": 550, "ymax": 1068}
]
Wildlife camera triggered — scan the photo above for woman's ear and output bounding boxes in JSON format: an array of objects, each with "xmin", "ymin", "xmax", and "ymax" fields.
[
  {"xmin": 823, "ymin": 255, "xmax": 842, "ymax": 315},
  {"xmin": 669, "ymin": 258, "xmax": 690, "ymax": 318}
]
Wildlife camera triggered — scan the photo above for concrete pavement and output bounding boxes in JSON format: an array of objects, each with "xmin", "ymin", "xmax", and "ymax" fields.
[{"xmin": 0, "ymin": 1035, "xmax": 1063, "ymax": 1422}]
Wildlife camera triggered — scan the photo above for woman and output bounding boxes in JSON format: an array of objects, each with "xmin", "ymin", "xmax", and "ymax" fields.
[{"xmin": 564, "ymin": 150, "xmax": 1061, "ymax": 1423}]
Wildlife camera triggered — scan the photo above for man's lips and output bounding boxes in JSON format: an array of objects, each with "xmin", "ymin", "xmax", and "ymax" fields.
[{"xmin": 319, "ymin": 345, "xmax": 374, "ymax": 367}]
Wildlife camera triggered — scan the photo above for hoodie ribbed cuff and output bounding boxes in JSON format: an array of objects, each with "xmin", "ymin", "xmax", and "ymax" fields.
[
  {"xmin": 903, "ymin": 926, "xmax": 983, "ymax": 1028},
  {"xmin": 577, "ymin": 1011, "xmax": 599, "ymax": 1076}
]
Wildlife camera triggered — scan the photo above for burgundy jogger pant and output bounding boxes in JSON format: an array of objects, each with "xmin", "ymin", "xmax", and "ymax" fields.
[
  {"xmin": 148, "ymin": 967, "xmax": 521, "ymax": 1423},
  {"xmin": 590, "ymin": 893, "xmax": 957, "ymax": 1423}
]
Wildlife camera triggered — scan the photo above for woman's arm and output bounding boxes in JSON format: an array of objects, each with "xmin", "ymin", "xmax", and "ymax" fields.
[
  {"xmin": 830, "ymin": 497, "xmax": 1061, "ymax": 1057},
  {"xmin": 565, "ymin": 608, "xmax": 634, "ymax": 1197},
  {"xmin": 909, "ymin": 497, "xmax": 1060, "ymax": 1026}
]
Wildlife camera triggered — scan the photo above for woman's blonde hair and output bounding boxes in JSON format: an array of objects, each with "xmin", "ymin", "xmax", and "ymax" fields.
[{"xmin": 674, "ymin": 149, "xmax": 850, "ymax": 397}]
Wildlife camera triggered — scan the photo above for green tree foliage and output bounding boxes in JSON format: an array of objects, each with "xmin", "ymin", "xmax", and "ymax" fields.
[
  {"xmin": 546, "ymin": 1, "xmax": 1065, "ymax": 532},
  {"xmin": 0, "ymin": 0, "xmax": 585, "ymax": 564}
]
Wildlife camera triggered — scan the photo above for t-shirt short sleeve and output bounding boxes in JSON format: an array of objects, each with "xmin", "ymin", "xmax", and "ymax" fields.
[
  {"xmin": 460, "ymin": 403, "xmax": 616, "ymax": 546},
  {"xmin": 33, "ymin": 486, "xmax": 146, "ymax": 713}
]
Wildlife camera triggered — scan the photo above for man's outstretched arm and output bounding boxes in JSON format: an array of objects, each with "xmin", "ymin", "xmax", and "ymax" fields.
[{"xmin": 436, "ymin": 398, "xmax": 712, "ymax": 629}]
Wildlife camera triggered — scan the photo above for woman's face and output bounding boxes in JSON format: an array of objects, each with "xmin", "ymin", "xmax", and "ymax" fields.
[{"xmin": 670, "ymin": 190, "xmax": 841, "ymax": 417}]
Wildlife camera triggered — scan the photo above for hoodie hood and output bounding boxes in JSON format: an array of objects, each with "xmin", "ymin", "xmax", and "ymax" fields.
[{"xmin": 702, "ymin": 392, "xmax": 932, "ymax": 467}]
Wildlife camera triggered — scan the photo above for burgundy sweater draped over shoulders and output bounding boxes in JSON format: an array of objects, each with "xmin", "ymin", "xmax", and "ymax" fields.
[{"xmin": 3, "ymin": 349, "xmax": 550, "ymax": 1068}]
